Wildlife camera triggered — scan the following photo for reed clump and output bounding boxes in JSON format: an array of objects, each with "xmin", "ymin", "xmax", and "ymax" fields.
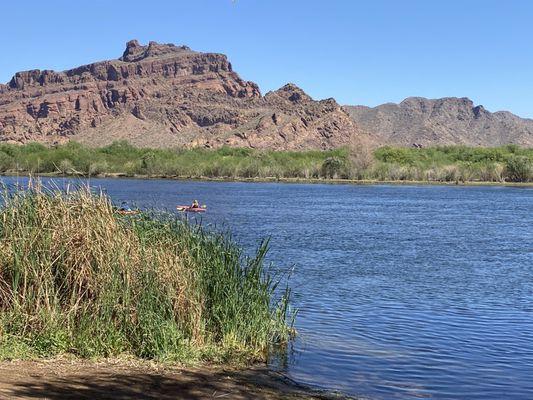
[{"xmin": 0, "ymin": 185, "xmax": 292, "ymax": 362}]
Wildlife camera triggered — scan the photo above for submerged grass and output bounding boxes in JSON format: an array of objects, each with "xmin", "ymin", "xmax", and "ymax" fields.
[{"xmin": 0, "ymin": 184, "xmax": 292, "ymax": 362}]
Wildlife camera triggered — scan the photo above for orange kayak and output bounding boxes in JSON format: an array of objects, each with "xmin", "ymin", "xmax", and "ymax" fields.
[{"xmin": 176, "ymin": 205, "xmax": 207, "ymax": 213}]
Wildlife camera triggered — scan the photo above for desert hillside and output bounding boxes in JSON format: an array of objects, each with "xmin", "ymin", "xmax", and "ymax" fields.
[
  {"xmin": 345, "ymin": 97, "xmax": 533, "ymax": 147},
  {"xmin": 0, "ymin": 40, "xmax": 369, "ymax": 150}
]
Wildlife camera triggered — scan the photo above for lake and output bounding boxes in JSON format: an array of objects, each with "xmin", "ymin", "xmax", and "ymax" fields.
[{"xmin": 1, "ymin": 176, "xmax": 532, "ymax": 399}]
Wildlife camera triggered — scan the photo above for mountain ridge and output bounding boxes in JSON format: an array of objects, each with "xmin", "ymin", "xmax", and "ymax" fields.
[
  {"xmin": 1, "ymin": 40, "xmax": 531, "ymax": 148},
  {"xmin": 0, "ymin": 40, "xmax": 371, "ymax": 150},
  {"xmin": 345, "ymin": 96, "xmax": 533, "ymax": 147}
]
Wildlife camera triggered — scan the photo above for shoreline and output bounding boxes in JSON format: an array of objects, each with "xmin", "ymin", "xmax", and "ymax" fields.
[
  {"xmin": 0, "ymin": 359, "xmax": 355, "ymax": 400},
  {"xmin": 1, "ymin": 171, "xmax": 532, "ymax": 188}
]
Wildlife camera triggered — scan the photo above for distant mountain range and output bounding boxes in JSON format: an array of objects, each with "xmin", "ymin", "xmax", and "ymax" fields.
[
  {"xmin": 346, "ymin": 97, "xmax": 533, "ymax": 147},
  {"xmin": 1, "ymin": 40, "xmax": 531, "ymax": 149}
]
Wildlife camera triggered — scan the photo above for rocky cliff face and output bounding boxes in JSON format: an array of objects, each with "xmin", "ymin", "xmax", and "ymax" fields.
[
  {"xmin": 345, "ymin": 97, "xmax": 533, "ymax": 147},
  {"xmin": 0, "ymin": 40, "xmax": 369, "ymax": 149}
]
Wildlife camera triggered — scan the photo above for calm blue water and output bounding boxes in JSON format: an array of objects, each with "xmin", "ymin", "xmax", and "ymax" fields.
[{"xmin": 2, "ymin": 177, "xmax": 532, "ymax": 399}]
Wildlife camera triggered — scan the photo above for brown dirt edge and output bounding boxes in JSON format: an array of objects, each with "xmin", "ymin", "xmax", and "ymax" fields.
[
  {"xmin": 0, "ymin": 360, "xmax": 359, "ymax": 400},
  {"xmin": 1, "ymin": 171, "xmax": 532, "ymax": 187}
]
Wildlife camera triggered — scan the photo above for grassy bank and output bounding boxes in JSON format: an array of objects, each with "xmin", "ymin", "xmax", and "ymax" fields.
[
  {"xmin": 370, "ymin": 145, "xmax": 533, "ymax": 183},
  {"xmin": 0, "ymin": 141, "xmax": 343, "ymax": 180},
  {"xmin": 0, "ymin": 185, "xmax": 292, "ymax": 362},
  {"xmin": 0, "ymin": 141, "xmax": 532, "ymax": 183}
]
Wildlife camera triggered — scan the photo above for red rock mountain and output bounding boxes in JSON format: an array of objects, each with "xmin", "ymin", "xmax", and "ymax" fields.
[
  {"xmin": 2, "ymin": 40, "xmax": 531, "ymax": 149},
  {"xmin": 0, "ymin": 40, "xmax": 369, "ymax": 149}
]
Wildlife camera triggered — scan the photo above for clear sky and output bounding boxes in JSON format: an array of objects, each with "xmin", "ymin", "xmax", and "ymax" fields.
[{"xmin": 1, "ymin": 0, "xmax": 532, "ymax": 117}]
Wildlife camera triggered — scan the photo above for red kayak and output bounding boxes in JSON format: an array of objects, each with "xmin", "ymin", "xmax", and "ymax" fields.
[{"xmin": 176, "ymin": 205, "xmax": 207, "ymax": 213}]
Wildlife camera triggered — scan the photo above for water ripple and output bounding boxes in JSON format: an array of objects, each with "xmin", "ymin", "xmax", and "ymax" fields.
[{"xmin": 2, "ymin": 177, "xmax": 532, "ymax": 400}]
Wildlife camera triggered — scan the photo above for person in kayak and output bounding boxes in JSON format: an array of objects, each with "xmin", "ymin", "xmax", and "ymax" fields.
[
  {"xmin": 191, "ymin": 200, "xmax": 200, "ymax": 209},
  {"xmin": 119, "ymin": 201, "xmax": 132, "ymax": 212}
]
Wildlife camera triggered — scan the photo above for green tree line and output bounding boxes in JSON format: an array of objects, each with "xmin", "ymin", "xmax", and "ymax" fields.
[{"xmin": 0, "ymin": 141, "xmax": 531, "ymax": 183}]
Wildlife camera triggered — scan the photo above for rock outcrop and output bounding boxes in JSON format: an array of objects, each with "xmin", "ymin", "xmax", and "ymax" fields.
[
  {"xmin": 345, "ymin": 97, "xmax": 533, "ymax": 147},
  {"xmin": 0, "ymin": 40, "xmax": 369, "ymax": 149}
]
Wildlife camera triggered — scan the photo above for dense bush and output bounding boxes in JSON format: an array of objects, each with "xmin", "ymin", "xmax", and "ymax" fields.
[
  {"xmin": 321, "ymin": 157, "xmax": 344, "ymax": 178},
  {"xmin": 505, "ymin": 156, "xmax": 532, "ymax": 182},
  {"xmin": 372, "ymin": 145, "xmax": 532, "ymax": 182}
]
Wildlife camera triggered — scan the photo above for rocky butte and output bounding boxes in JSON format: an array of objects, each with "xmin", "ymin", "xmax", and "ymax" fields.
[
  {"xmin": 0, "ymin": 40, "xmax": 369, "ymax": 150},
  {"xmin": 0, "ymin": 40, "xmax": 532, "ymax": 149}
]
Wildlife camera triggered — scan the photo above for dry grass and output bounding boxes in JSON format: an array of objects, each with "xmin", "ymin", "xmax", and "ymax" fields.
[{"xmin": 0, "ymin": 184, "xmax": 292, "ymax": 362}]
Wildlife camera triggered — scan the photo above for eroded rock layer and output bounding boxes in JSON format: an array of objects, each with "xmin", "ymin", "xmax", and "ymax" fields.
[{"xmin": 0, "ymin": 40, "xmax": 368, "ymax": 149}]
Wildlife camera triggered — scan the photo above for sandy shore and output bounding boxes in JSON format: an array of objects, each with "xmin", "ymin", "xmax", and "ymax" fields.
[{"xmin": 0, "ymin": 360, "xmax": 354, "ymax": 400}]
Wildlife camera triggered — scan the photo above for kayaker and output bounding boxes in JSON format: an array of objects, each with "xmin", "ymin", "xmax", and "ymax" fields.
[{"xmin": 191, "ymin": 200, "xmax": 200, "ymax": 209}]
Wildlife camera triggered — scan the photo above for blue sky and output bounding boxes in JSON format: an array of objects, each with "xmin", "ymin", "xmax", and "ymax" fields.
[{"xmin": 1, "ymin": 0, "xmax": 532, "ymax": 117}]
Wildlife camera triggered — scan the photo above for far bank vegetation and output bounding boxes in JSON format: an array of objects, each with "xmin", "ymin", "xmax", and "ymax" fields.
[{"xmin": 0, "ymin": 141, "xmax": 532, "ymax": 183}]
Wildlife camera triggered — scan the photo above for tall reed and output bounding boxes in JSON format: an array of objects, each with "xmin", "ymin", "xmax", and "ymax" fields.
[{"xmin": 0, "ymin": 184, "xmax": 292, "ymax": 361}]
